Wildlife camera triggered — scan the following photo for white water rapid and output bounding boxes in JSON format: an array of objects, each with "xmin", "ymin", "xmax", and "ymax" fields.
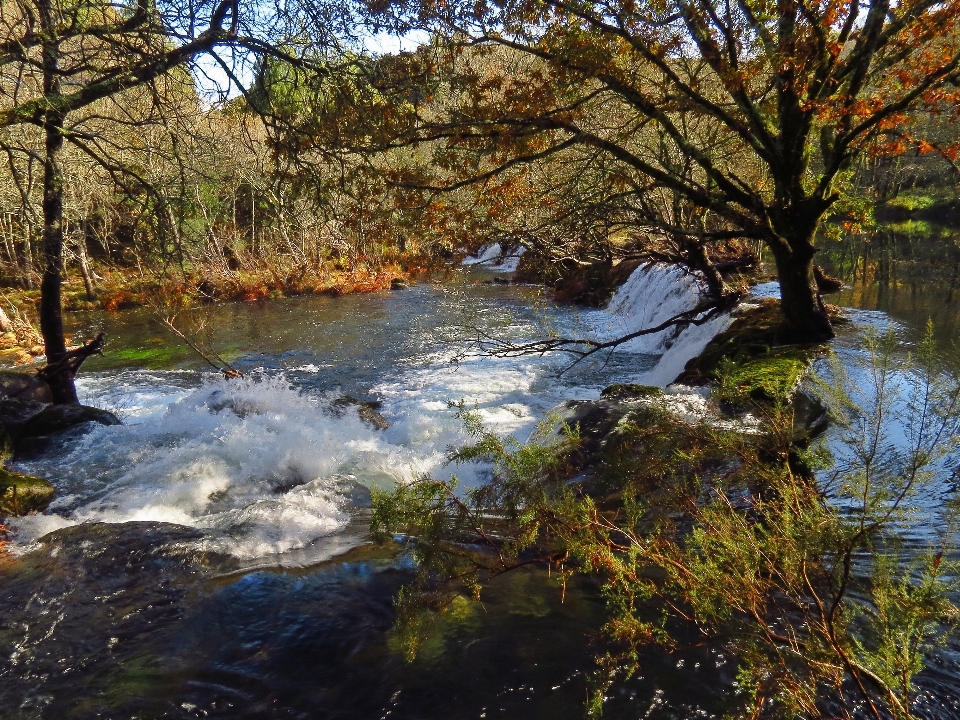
[
  {"xmin": 6, "ymin": 262, "xmax": 733, "ymax": 560},
  {"xmin": 461, "ymin": 243, "xmax": 526, "ymax": 273}
]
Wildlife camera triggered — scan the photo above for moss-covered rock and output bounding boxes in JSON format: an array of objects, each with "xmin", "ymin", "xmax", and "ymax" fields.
[
  {"xmin": 0, "ymin": 468, "xmax": 54, "ymax": 516},
  {"xmin": 716, "ymin": 350, "xmax": 811, "ymax": 405},
  {"xmin": 600, "ymin": 384, "xmax": 665, "ymax": 402},
  {"xmin": 676, "ymin": 298, "xmax": 836, "ymax": 407}
]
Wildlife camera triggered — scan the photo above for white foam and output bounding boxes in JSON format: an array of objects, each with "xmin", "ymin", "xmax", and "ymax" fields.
[
  {"xmin": 6, "ymin": 357, "xmax": 585, "ymax": 558},
  {"xmin": 596, "ymin": 263, "xmax": 733, "ymax": 387},
  {"xmin": 8, "ymin": 375, "xmax": 396, "ymax": 558},
  {"xmin": 461, "ymin": 243, "xmax": 525, "ymax": 272}
]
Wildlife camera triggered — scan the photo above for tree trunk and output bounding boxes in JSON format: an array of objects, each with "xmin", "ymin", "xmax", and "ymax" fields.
[
  {"xmin": 682, "ymin": 238, "xmax": 729, "ymax": 300},
  {"xmin": 769, "ymin": 236, "xmax": 835, "ymax": 342},
  {"xmin": 76, "ymin": 232, "xmax": 98, "ymax": 301},
  {"xmin": 21, "ymin": 223, "xmax": 34, "ymax": 290},
  {"xmin": 38, "ymin": 7, "xmax": 78, "ymax": 404}
]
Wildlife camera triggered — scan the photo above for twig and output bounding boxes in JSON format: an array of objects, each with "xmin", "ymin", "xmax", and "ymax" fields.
[
  {"xmin": 468, "ymin": 293, "xmax": 740, "ymax": 372},
  {"xmin": 159, "ymin": 315, "xmax": 242, "ymax": 378}
]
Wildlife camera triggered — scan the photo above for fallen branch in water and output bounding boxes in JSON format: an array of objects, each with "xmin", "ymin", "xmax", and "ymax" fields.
[
  {"xmin": 466, "ymin": 293, "xmax": 740, "ymax": 371},
  {"xmin": 159, "ymin": 314, "xmax": 242, "ymax": 379}
]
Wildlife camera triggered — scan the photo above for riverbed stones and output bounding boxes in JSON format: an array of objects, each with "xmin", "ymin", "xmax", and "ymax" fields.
[{"xmin": 0, "ymin": 468, "xmax": 54, "ymax": 516}]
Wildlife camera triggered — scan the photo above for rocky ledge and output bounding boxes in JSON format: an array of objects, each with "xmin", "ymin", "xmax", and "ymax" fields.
[
  {"xmin": 0, "ymin": 371, "xmax": 120, "ymax": 517},
  {"xmin": 551, "ymin": 301, "xmax": 837, "ymax": 481}
]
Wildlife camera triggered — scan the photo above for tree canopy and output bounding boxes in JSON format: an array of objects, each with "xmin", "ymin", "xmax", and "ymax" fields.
[{"xmin": 345, "ymin": 0, "xmax": 960, "ymax": 339}]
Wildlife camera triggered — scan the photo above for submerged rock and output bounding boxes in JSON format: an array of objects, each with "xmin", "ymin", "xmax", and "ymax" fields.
[
  {"xmin": 331, "ymin": 395, "xmax": 390, "ymax": 431},
  {"xmin": 0, "ymin": 468, "xmax": 54, "ymax": 516}
]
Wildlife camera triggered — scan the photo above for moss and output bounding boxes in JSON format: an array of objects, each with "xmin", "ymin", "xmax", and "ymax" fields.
[
  {"xmin": 0, "ymin": 468, "xmax": 54, "ymax": 516},
  {"xmin": 600, "ymin": 384, "xmax": 664, "ymax": 401},
  {"xmin": 717, "ymin": 351, "xmax": 811, "ymax": 405},
  {"xmin": 886, "ymin": 193, "xmax": 938, "ymax": 213}
]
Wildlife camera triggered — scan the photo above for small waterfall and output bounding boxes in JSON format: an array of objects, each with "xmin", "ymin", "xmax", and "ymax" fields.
[
  {"xmin": 461, "ymin": 243, "xmax": 526, "ymax": 272},
  {"xmin": 602, "ymin": 263, "xmax": 733, "ymax": 387}
]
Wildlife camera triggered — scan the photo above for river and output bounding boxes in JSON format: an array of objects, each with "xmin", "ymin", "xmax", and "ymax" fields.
[{"xmin": 1, "ymin": 239, "xmax": 958, "ymax": 719}]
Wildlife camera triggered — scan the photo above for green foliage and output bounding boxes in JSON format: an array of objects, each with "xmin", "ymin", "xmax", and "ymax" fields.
[
  {"xmin": 372, "ymin": 328, "xmax": 960, "ymax": 718},
  {"xmin": 714, "ymin": 351, "xmax": 810, "ymax": 406},
  {"xmin": 886, "ymin": 193, "xmax": 939, "ymax": 213}
]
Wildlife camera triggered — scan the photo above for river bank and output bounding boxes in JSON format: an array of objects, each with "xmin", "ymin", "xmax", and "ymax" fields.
[{"xmin": 0, "ymin": 250, "xmax": 441, "ymax": 366}]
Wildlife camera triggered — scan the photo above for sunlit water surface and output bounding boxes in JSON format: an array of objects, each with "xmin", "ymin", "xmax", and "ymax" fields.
[{"xmin": 1, "ymin": 257, "xmax": 958, "ymax": 719}]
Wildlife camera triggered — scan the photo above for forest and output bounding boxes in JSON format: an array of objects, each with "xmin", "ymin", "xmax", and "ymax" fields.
[{"xmin": 1, "ymin": 1, "xmax": 960, "ymax": 719}]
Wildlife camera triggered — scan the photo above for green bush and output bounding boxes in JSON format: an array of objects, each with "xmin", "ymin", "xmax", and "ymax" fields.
[{"xmin": 373, "ymin": 327, "xmax": 960, "ymax": 719}]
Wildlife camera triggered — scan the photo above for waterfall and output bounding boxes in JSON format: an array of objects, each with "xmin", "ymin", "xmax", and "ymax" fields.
[
  {"xmin": 602, "ymin": 263, "xmax": 733, "ymax": 387},
  {"xmin": 461, "ymin": 243, "xmax": 526, "ymax": 272}
]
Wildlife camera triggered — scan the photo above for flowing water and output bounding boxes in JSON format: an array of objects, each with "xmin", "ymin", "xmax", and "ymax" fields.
[
  {"xmin": 1, "ymin": 264, "xmax": 737, "ymax": 720},
  {"xmin": 1, "ymin": 244, "xmax": 958, "ymax": 719}
]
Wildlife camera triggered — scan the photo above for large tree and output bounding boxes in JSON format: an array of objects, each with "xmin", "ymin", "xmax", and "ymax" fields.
[
  {"xmin": 0, "ymin": 0, "xmax": 355, "ymax": 402},
  {"xmin": 363, "ymin": 0, "xmax": 960, "ymax": 340}
]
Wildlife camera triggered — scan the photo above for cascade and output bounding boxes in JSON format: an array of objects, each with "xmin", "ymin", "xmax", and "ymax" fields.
[{"xmin": 601, "ymin": 262, "xmax": 733, "ymax": 387}]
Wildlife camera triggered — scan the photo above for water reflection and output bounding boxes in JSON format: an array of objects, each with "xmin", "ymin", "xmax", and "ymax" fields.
[{"xmin": 820, "ymin": 220, "xmax": 960, "ymax": 343}]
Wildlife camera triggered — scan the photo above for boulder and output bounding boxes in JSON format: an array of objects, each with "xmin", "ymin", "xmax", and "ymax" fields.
[
  {"xmin": 17, "ymin": 403, "xmax": 120, "ymax": 440},
  {"xmin": 553, "ymin": 397, "xmax": 647, "ymax": 461},
  {"xmin": 390, "ymin": 278, "xmax": 410, "ymax": 290},
  {"xmin": 0, "ymin": 370, "xmax": 53, "ymax": 404},
  {"xmin": 0, "ymin": 468, "xmax": 55, "ymax": 516},
  {"xmin": 331, "ymin": 396, "xmax": 390, "ymax": 431},
  {"xmin": 0, "ymin": 396, "xmax": 48, "ymax": 426}
]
